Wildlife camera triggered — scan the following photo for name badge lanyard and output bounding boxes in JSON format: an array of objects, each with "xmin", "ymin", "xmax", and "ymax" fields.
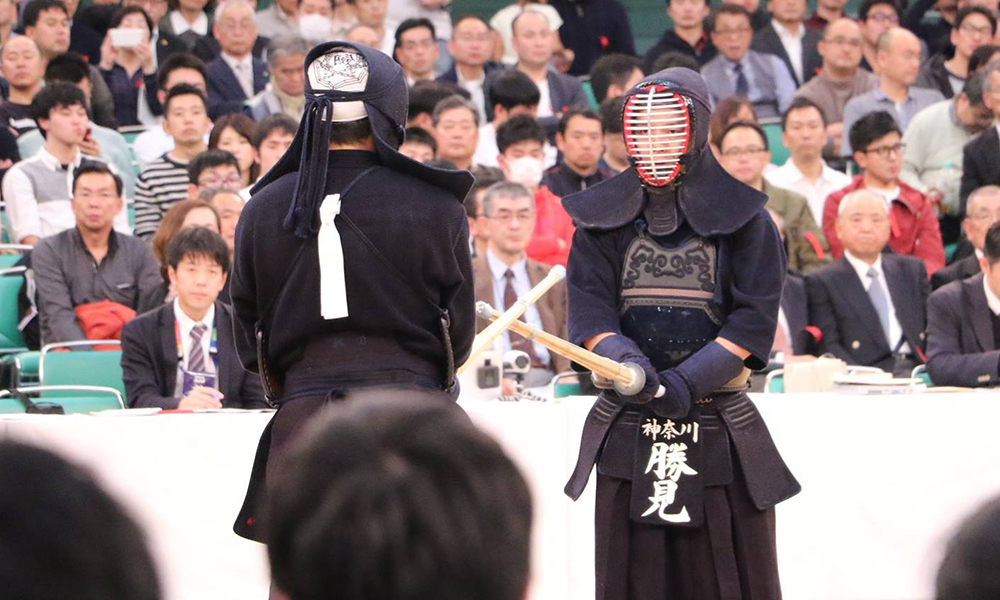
[{"xmin": 175, "ymin": 319, "xmax": 219, "ymax": 370}]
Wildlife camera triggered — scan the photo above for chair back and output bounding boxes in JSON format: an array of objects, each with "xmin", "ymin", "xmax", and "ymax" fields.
[
  {"xmin": 0, "ymin": 267, "xmax": 27, "ymax": 352},
  {"xmin": 40, "ymin": 341, "xmax": 125, "ymax": 399}
]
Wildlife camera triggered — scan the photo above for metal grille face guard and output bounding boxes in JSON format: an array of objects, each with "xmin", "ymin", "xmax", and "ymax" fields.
[{"xmin": 623, "ymin": 85, "xmax": 692, "ymax": 187}]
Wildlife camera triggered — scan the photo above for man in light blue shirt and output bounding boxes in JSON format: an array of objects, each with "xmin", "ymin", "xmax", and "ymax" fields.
[
  {"xmin": 702, "ymin": 3, "xmax": 796, "ymax": 118},
  {"xmin": 840, "ymin": 27, "xmax": 945, "ymax": 155}
]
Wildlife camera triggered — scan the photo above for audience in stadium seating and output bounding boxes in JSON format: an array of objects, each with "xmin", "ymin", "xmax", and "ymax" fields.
[
  {"xmin": 751, "ymin": 0, "xmax": 822, "ymax": 87},
  {"xmin": 201, "ymin": 186, "xmax": 243, "ymax": 256},
  {"xmin": 807, "ymin": 189, "xmax": 929, "ymax": 375},
  {"xmin": 542, "ymin": 107, "xmax": 611, "ymax": 197},
  {"xmin": 766, "ymin": 208, "xmax": 815, "ymax": 357},
  {"xmin": 915, "ymin": 7, "xmax": 995, "ymax": 99},
  {"xmin": 496, "ymin": 114, "xmax": 572, "ymax": 267},
  {"xmin": 132, "ymin": 53, "xmax": 208, "ymax": 162},
  {"xmin": 824, "ymin": 111, "xmax": 945, "ymax": 275},
  {"xmin": 0, "ymin": 37, "xmax": 44, "ymax": 136},
  {"xmin": 32, "ymin": 163, "xmax": 163, "ymax": 345},
  {"xmin": 926, "ymin": 220, "xmax": 1000, "ymax": 386},
  {"xmin": 160, "ymin": 0, "xmax": 211, "ymax": 48},
  {"xmin": 474, "ymin": 69, "xmax": 541, "ymax": 168},
  {"xmin": 803, "ymin": 0, "xmax": 847, "ymax": 32},
  {"xmin": 708, "ymin": 94, "xmax": 758, "ymax": 152},
  {"xmin": 399, "ymin": 125, "xmax": 437, "ymax": 162},
  {"xmin": 187, "ymin": 149, "xmax": 241, "ymax": 200},
  {"xmin": 266, "ymin": 391, "xmax": 531, "ymax": 600},
  {"xmin": 932, "ymin": 185, "xmax": 1000, "ymax": 290},
  {"xmin": 23, "ymin": 0, "xmax": 118, "ymax": 128},
  {"xmin": 99, "ymin": 6, "xmax": 159, "ymax": 127},
  {"xmin": 703, "ymin": 4, "xmax": 796, "ymax": 118},
  {"xmin": 960, "ymin": 61, "xmax": 1000, "ymax": 214},
  {"xmin": 244, "ymin": 35, "xmax": 307, "ymax": 121},
  {"xmin": 252, "ymin": 112, "xmax": 297, "ymax": 177},
  {"xmin": 0, "ymin": 440, "xmax": 162, "ymax": 600},
  {"xmin": 766, "ymin": 97, "xmax": 851, "ymax": 222},
  {"xmin": 394, "ymin": 18, "xmax": 438, "ymax": 85},
  {"xmin": 902, "ymin": 72, "xmax": 991, "ymax": 244},
  {"xmin": 465, "ymin": 166, "xmax": 505, "ymax": 259},
  {"xmin": 122, "ymin": 226, "xmax": 265, "ymax": 409},
  {"xmin": 150, "ymin": 198, "xmax": 220, "ymax": 285},
  {"xmin": 4, "ymin": 83, "xmax": 129, "ymax": 246},
  {"xmin": 644, "ymin": 0, "xmax": 716, "ymax": 72},
  {"xmin": 598, "ymin": 95, "xmax": 628, "ymax": 173},
  {"xmin": 204, "ymin": 0, "xmax": 268, "ymax": 119},
  {"xmin": 794, "ymin": 18, "xmax": 876, "ymax": 153},
  {"xmin": 437, "ymin": 15, "xmax": 497, "ymax": 123},
  {"xmin": 121, "ymin": 0, "xmax": 186, "ymax": 67},
  {"xmin": 347, "ymin": 0, "xmax": 392, "ymax": 55},
  {"xmin": 17, "ymin": 52, "xmax": 138, "ymax": 198},
  {"xmin": 718, "ymin": 120, "xmax": 829, "ymax": 273},
  {"xmin": 209, "ymin": 113, "xmax": 258, "ymax": 188},
  {"xmin": 255, "ymin": 0, "xmax": 299, "ymax": 39},
  {"xmin": 134, "ymin": 84, "xmax": 212, "ymax": 238},
  {"xmin": 549, "ymin": 0, "xmax": 635, "ymax": 76},
  {"xmin": 588, "ymin": 53, "xmax": 644, "ymax": 105},
  {"xmin": 432, "ymin": 94, "xmax": 479, "ymax": 171},
  {"xmin": 489, "ymin": 9, "xmax": 586, "ymax": 123},
  {"xmin": 474, "ymin": 181, "xmax": 569, "ymax": 388},
  {"xmin": 840, "ymin": 27, "xmax": 944, "ymax": 156},
  {"xmin": 856, "ymin": 0, "xmax": 902, "ymax": 72},
  {"xmin": 406, "ymin": 79, "xmax": 465, "ymax": 131}
]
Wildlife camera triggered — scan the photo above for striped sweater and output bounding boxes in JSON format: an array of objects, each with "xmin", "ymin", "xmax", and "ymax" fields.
[{"xmin": 134, "ymin": 153, "xmax": 191, "ymax": 239}]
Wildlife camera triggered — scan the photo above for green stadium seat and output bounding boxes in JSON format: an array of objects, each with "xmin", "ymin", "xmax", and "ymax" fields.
[
  {"xmin": 552, "ymin": 372, "xmax": 584, "ymax": 398},
  {"xmin": 581, "ymin": 79, "xmax": 599, "ymax": 109},
  {"xmin": 0, "ymin": 386, "xmax": 125, "ymax": 414},
  {"xmin": 1, "ymin": 211, "xmax": 11, "ymax": 244},
  {"xmin": 40, "ymin": 341, "xmax": 126, "ymax": 400},
  {"xmin": 0, "ymin": 267, "xmax": 27, "ymax": 353},
  {"xmin": 764, "ymin": 369, "xmax": 785, "ymax": 393},
  {"xmin": 761, "ymin": 121, "xmax": 790, "ymax": 166}
]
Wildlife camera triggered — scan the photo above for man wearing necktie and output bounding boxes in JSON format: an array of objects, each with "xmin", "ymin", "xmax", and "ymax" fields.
[
  {"xmin": 205, "ymin": 0, "xmax": 269, "ymax": 118},
  {"xmin": 806, "ymin": 189, "xmax": 930, "ymax": 375}
]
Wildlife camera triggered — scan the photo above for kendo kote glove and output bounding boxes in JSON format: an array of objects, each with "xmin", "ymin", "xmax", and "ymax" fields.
[
  {"xmin": 591, "ymin": 334, "xmax": 659, "ymax": 405},
  {"xmin": 654, "ymin": 341, "xmax": 746, "ymax": 419}
]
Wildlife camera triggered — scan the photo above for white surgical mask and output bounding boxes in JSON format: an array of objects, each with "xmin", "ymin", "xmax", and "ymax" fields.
[
  {"xmin": 506, "ymin": 156, "xmax": 544, "ymax": 188},
  {"xmin": 299, "ymin": 14, "xmax": 335, "ymax": 43}
]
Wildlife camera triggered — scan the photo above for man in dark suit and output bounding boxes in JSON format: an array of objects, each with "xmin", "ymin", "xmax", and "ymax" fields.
[
  {"xmin": 933, "ymin": 185, "xmax": 1000, "ymax": 289},
  {"xmin": 960, "ymin": 61, "xmax": 1000, "ymax": 214},
  {"xmin": 926, "ymin": 220, "xmax": 1000, "ymax": 386},
  {"xmin": 472, "ymin": 181, "xmax": 569, "ymax": 390},
  {"xmin": 751, "ymin": 0, "xmax": 823, "ymax": 86},
  {"xmin": 767, "ymin": 208, "xmax": 819, "ymax": 357},
  {"xmin": 807, "ymin": 189, "xmax": 930, "ymax": 375},
  {"xmin": 204, "ymin": 0, "xmax": 269, "ymax": 119},
  {"xmin": 121, "ymin": 227, "xmax": 267, "ymax": 409}
]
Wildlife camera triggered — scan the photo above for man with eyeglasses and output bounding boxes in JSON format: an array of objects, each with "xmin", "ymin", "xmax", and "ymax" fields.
[
  {"xmin": 902, "ymin": 0, "xmax": 957, "ymax": 59},
  {"xmin": 926, "ymin": 219, "xmax": 1000, "ymax": 386},
  {"xmin": 437, "ymin": 16, "xmax": 500, "ymax": 123},
  {"xmin": 718, "ymin": 120, "xmax": 830, "ymax": 273},
  {"xmin": 901, "ymin": 72, "xmax": 992, "ymax": 245},
  {"xmin": 840, "ymin": 27, "xmax": 945, "ymax": 156},
  {"xmin": 916, "ymin": 6, "xmax": 996, "ymax": 99},
  {"xmin": 807, "ymin": 188, "xmax": 930, "ymax": 375},
  {"xmin": 931, "ymin": 186, "xmax": 1000, "ymax": 289},
  {"xmin": 393, "ymin": 18, "xmax": 439, "ymax": 86},
  {"xmin": 796, "ymin": 18, "xmax": 878, "ymax": 154},
  {"xmin": 472, "ymin": 181, "xmax": 568, "ymax": 391},
  {"xmin": 702, "ymin": 3, "xmax": 796, "ymax": 118},
  {"xmin": 186, "ymin": 149, "xmax": 242, "ymax": 200},
  {"xmin": 857, "ymin": 0, "xmax": 902, "ymax": 71},
  {"xmin": 204, "ymin": 0, "xmax": 269, "ymax": 119},
  {"xmin": 824, "ymin": 110, "xmax": 946, "ymax": 275}
]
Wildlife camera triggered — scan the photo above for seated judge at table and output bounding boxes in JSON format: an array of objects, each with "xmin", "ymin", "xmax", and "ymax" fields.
[
  {"xmin": 806, "ymin": 189, "xmax": 930, "ymax": 376},
  {"xmin": 931, "ymin": 185, "xmax": 1000, "ymax": 290},
  {"xmin": 767, "ymin": 208, "xmax": 818, "ymax": 359},
  {"xmin": 472, "ymin": 181, "xmax": 569, "ymax": 391},
  {"xmin": 121, "ymin": 227, "xmax": 267, "ymax": 409},
  {"xmin": 926, "ymin": 221, "xmax": 1000, "ymax": 387}
]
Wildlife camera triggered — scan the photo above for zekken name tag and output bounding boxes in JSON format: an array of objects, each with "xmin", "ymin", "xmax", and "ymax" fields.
[{"xmin": 630, "ymin": 411, "xmax": 704, "ymax": 527}]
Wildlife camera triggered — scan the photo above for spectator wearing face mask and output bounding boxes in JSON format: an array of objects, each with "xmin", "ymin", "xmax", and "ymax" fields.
[
  {"xmin": 497, "ymin": 114, "xmax": 572, "ymax": 267},
  {"xmin": 296, "ymin": 0, "xmax": 356, "ymax": 43}
]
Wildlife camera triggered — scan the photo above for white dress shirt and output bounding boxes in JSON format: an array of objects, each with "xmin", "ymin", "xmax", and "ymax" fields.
[
  {"xmin": 222, "ymin": 52, "xmax": 255, "ymax": 99},
  {"xmin": 771, "ymin": 19, "xmax": 805, "ymax": 83},
  {"xmin": 765, "ymin": 158, "xmax": 852, "ymax": 223},
  {"xmin": 844, "ymin": 250, "xmax": 909, "ymax": 352},
  {"xmin": 169, "ymin": 10, "xmax": 209, "ymax": 36},
  {"xmin": 457, "ymin": 69, "xmax": 487, "ymax": 125},
  {"xmin": 486, "ymin": 248, "xmax": 551, "ymax": 365},
  {"xmin": 535, "ymin": 76, "xmax": 553, "ymax": 118},
  {"xmin": 172, "ymin": 299, "xmax": 217, "ymax": 397}
]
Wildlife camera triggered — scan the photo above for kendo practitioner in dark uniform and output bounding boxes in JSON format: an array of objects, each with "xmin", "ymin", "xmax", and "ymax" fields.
[
  {"xmin": 562, "ymin": 68, "xmax": 802, "ymax": 600},
  {"xmin": 229, "ymin": 42, "xmax": 475, "ymax": 542}
]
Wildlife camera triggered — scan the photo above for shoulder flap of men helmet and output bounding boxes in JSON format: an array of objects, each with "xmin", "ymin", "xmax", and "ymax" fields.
[
  {"xmin": 677, "ymin": 148, "xmax": 769, "ymax": 236},
  {"xmin": 562, "ymin": 169, "xmax": 646, "ymax": 231}
]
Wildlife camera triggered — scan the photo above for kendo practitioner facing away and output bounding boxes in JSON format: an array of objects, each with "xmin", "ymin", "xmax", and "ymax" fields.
[
  {"xmin": 562, "ymin": 68, "xmax": 801, "ymax": 600},
  {"xmin": 230, "ymin": 42, "xmax": 475, "ymax": 541}
]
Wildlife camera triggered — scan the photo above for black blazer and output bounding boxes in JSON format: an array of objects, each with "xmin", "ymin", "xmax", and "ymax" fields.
[
  {"xmin": 193, "ymin": 35, "xmax": 270, "ymax": 64},
  {"xmin": 930, "ymin": 254, "xmax": 980, "ymax": 290},
  {"xmin": 205, "ymin": 56, "xmax": 270, "ymax": 119},
  {"xmin": 806, "ymin": 255, "xmax": 929, "ymax": 371},
  {"xmin": 751, "ymin": 22, "xmax": 822, "ymax": 86},
  {"xmin": 70, "ymin": 22, "xmax": 103, "ymax": 65},
  {"xmin": 782, "ymin": 273, "xmax": 815, "ymax": 355},
  {"xmin": 960, "ymin": 127, "xmax": 1000, "ymax": 215},
  {"xmin": 121, "ymin": 301, "xmax": 267, "ymax": 409},
  {"xmin": 926, "ymin": 273, "xmax": 1000, "ymax": 386},
  {"xmin": 156, "ymin": 30, "xmax": 187, "ymax": 65}
]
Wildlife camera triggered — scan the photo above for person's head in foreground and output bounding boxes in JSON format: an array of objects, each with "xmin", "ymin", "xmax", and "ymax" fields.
[
  {"xmin": 0, "ymin": 440, "xmax": 161, "ymax": 600},
  {"xmin": 265, "ymin": 390, "xmax": 533, "ymax": 600},
  {"xmin": 935, "ymin": 493, "xmax": 1000, "ymax": 600}
]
